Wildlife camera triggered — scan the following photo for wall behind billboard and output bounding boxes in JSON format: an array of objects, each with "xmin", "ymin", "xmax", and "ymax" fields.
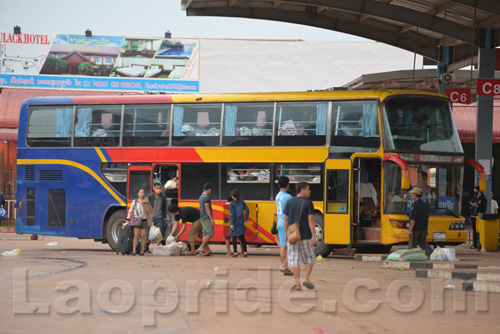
[{"xmin": 0, "ymin": 32, "xmax": 200, "ymax": 92}]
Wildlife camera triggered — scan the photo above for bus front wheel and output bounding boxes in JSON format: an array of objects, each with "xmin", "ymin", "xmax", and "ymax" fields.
[
  {"xmin": 314, "ymin": 213, "xmax": 334, "ymax": 258},
  {"xmin": 106, "ymin": 210, "xmax": 127, "ymax": 251}
]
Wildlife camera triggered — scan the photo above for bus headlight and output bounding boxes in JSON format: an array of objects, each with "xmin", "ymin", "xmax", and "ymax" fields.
[
  {"xmin": 391, "ymin": 220, "xmax": 409, "ymax": 229},
  {"xmin": 449, "ymin": 222, "xmax": 464, "ymax": 230}
]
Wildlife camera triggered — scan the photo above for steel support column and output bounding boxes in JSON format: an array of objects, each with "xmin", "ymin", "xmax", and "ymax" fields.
[{"xmin": 475, "ymin": 30, "xmax": 496, "ymax": 212}]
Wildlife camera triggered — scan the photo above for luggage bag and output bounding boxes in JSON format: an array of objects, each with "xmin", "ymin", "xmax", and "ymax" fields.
[{"xmin": 116, "ymin": 223, "xmax": 134, "ymax": 255}]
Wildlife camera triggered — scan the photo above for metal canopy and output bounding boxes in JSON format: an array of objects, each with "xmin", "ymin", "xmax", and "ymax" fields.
[{"xmin": 182, "ymin": 0, "xmax": 500, "ymax": 64}]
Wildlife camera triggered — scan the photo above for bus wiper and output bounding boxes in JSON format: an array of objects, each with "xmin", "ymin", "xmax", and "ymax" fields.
[{"xmin": 446, "ymin": 208, "xmax": 459, "ymax": 218}]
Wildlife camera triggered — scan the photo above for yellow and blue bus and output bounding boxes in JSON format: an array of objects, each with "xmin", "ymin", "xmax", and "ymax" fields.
[{"xmin": 15, "ymin": 91, "xmax": 483, "ymax": 255}]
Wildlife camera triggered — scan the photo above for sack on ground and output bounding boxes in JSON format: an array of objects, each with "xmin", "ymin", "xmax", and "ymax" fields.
[
  {"xmin": 152, "ymin": 241, "xmax": 189, "ymax": 256},
  {"xmin": 387, "ymin": 248, "xmax": 427, "ymax": 261},
  {"xmin": 148, "ymin": 226, "xmax": 162, "ymax": 243},
  {"xmin": 430, "ymin": 246, "xmax": 456, "ymax": 261},
  {"xmin": 165, "ymin": 235, "xmax": 175, "ymax": 245},
  {"xmin": 287, "ymin": 223, "xmax": 301, "ymax": 245}
]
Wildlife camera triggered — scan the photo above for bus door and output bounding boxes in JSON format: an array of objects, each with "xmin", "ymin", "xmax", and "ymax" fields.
[
  {"xmin": 223, "ymin": 202, "xmax": 260, "ymax": 242},
  {"xmin": 127, "ymin": 166, "xmax": 153, "ymax": 203},
  {"xmin": 38, "ymin": 185, "xmax": 67, "ymax": 234},
  {"xmin": 244, "ymin": 202, "xmax": 260, "ymax": 243},
  {"xmin": 324, "ymin": 159, "xmax": 352, "ymax": 245}
]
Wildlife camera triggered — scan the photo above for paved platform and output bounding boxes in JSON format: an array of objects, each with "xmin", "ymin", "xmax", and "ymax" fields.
[{"xmin": 1, "ymin": 234, "xmax": 500, "ymax": 334}]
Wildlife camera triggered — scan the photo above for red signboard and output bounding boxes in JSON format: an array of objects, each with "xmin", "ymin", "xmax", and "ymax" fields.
[
  {"xmin": 445, "ymin": 88, "xmax": 471, "ymax": 103},
  {"xmin": 477, "ymin": 79, "xmax": 500, "ymax": 96}
]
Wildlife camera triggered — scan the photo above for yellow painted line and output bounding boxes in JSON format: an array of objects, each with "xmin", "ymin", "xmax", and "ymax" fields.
[
  {"xmin": 95, "ymin": 148, "xmax": 107, "ymax": 163},
  {"xmin": 195, "ymin": 147, "xmax": 329, "ymax": 163},
  {"xmin": 18, "ymin": 159, "xmax": 125, "ymax": 206}
]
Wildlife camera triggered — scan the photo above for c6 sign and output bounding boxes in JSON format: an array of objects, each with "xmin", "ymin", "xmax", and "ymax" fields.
[
  {"xmin": 445, "ymin": 89, "xmax": 471, "ymax": 103},
  {"xmin": 477, "ymin": 79, "xmax": 500, "ymax": 96}
]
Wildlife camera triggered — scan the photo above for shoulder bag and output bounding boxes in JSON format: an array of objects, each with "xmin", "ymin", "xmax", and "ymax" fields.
[
  {"xmin": 130, "ymin": 200, "xmax": 142, "ymax": 227},
  {"xmin": 270, "ymin": 214, "xmax": 278, "ymax": 235},
  {"xmin": 287, "ymin": 198, "xmax": 305, "ymax": 245}
]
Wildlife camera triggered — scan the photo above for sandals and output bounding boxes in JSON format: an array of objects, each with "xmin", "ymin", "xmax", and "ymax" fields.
[
  {"xmin": 291, "ymin": 285, "xmax": 302, "ymax": 291},
  {"xmin": 197, "ymin": 251, "xmax": 212, "ymax": 256},
  {"xmin": 232, "ymin": 253, "xmax": 238, "ymax": 258},
  {"xmin": 243, "ymin": 253, "xmax": 248, "ymax": 258},
  {"xmin": 280, "ymin": 268, "xmax": 293, "ymax": 276},
  {"xmin": 302, "ymin": 281, "xmax": 315, "ymax": 290}
]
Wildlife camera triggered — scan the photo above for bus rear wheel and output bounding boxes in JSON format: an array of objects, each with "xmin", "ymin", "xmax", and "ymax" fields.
[
  {"xmin": 314, "ymin": 213, "xmax": 334, "ymax": 258},
  {"xmin": 106, "ymin": 210, "xmax": 127, "ymax": 251}
]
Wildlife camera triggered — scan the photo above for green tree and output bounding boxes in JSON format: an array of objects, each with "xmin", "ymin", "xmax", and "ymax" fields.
[
  {"xmin": 78, "ymin": 62, "xmax": 94, "ymax": 75},
  {"xmin": 40, "ymin": 55, "xmax": 69, "ymax": 75}
]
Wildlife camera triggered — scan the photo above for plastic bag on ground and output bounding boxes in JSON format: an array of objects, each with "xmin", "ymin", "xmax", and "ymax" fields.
[
  {"xmin": 430, "ymin": 246, "xmax": 455, "ymax": 261},
  {"xmin": 148, "ymin": 226, "xmax": 162, "ymax": 243},
  {"xmin": 152, "ymin": 241, "xmax": 188, "ymax": 256},
  {"xmin": 165, "ymin": 235, "xmax": 175, "ymax": 245},
  {"xmin": 2, "ymin": 249, "xmax": 20, "ymax": 256}
]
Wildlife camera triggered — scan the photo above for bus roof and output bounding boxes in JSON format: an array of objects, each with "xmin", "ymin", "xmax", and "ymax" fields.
[{"xmin": 21, "ymin": 90, "xmax": 447, "ymax": 106}]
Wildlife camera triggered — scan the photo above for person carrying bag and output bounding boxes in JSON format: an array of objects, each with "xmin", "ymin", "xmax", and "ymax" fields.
[
  {"xmin": 287, "ymin": 199, "xmax": 304, "ymax": 244},
  {"xmin": 283, "ymin": 182, "xmax": 316, "ymax": 291}
]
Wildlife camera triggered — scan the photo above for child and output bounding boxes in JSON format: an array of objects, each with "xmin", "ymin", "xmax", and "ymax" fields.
[{"xmin": 229, "ymin": 189, "xmax": 249, "ymax": 257}]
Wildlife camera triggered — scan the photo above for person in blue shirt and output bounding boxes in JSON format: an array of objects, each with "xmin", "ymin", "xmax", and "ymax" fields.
[
  {"xmin": 198, "ymin": 183, "xmax": 214, "ymax": 256},
  {"xmin": 229, "ymin": 188, "xmax": 249, "ymax": 257},
  {"xmin": 275, "ymin": 176, "xmax": 293, "ymax": 276},
  {"xmin": 284, "ymin": 182, "xmax": 316, "ymax": 291}
]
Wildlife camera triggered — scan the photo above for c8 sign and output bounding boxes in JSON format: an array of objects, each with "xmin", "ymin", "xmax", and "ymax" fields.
[{"xmin": 477, "ymin": 79, "xmax": 500, "ymax": 96}]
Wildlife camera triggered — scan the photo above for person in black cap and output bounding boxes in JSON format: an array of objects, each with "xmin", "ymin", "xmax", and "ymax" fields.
[
  {"xmin": 408, "ymin": 187, "xmax": 432, "ymax": 257},
  {"xmin": 469, "ymin": 186, "xmax": 487, "ymax": 249}
]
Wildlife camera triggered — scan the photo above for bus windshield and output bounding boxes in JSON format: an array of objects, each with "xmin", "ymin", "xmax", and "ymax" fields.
[
  {"xmin": 382, "ymin": 97, "xmax": 463, "ymax": 153},
  {"xmin": 384, "ymin": 162, "xmax": 463, "ymax": 216}
]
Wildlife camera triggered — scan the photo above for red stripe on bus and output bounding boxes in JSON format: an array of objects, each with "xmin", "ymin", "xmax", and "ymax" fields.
[
  {"xmin": 105, "ymin": 147, "xmax": 203, "ymax": 162},
  {"xmin": 72, "ymin": 95, "xmax": 174, "ymax": 104}
]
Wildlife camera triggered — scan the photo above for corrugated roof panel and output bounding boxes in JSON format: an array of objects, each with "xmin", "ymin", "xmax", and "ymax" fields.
[{"xmin": 453, "ymin": 98, "xmax": 500, "ymax": 143}]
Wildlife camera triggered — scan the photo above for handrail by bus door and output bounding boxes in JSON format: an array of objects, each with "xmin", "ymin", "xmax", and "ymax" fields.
[{"xmin": 465, "ymin": 157, "xmax": 486, "ymax": 191}]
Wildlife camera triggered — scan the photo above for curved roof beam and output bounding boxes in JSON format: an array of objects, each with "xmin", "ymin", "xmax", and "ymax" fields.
[
  {"xmin": 278, "ymin": 0, "xmax": 475, "ymax": 45},
  {"xmin": 186, "ymin": 6, "xmax": 440, "ymax": 60},
  {"xmin": 451, "ymin": 0, "xmax": 500, "ymax": 16}
]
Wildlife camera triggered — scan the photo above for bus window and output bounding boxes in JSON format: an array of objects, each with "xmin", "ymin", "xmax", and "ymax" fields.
[
  {"xmin": 74, "ymin": 105, "xmax": 122, "ymax": 147},
  {"xmin": 180, "ymin": 163, "xmax": 219, "ymax": 200},
  {"xmin": 331, "ymin": 101, "xmax": 379, "ymax": 152},
  {"xmin": 27, "ymin": 106, "xmax": 73, "ymax": 147},
  {"xmin": 128, "ymin": 170, "xmax": 152, "ymax": 200},
  {"xmin": 172, "ymin": 104, "xmax": 222, "ymax": 146},
  {"xmin": 223, "ymin": 164, "xmax": 271, "ymax": 200},
  {"xmin": 222, "ymin": 103, "xmax": 273, "ymax": 146},
  {"xmin": 275, "ymin": 102, "xmax": 327, "ymax": 146},
  {"xmin": 275, "ymin": 164, "xmax": 323, "ymax": 201},
  {"xmin": 326, "ymin": 170, "xmax": 349, "ymax": 213},
  {"xmin": 123, "ymin": 104, "xmax": 170, "ymax": 147},
  {"xmin": 101, "ymin": 163, "xmax": 128, "ymax": 197}
]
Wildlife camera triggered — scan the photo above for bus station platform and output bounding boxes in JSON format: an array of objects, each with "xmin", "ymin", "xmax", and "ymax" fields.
[{"xmin": 1, "ymin": 233, "xmax": 499, "ymax": 334}]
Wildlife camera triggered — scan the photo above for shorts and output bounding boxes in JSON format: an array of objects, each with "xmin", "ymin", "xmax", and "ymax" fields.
[
  {"xmin": 187, "ymin": 219, "xmax": 203, "ymax": 243},
  {"xmin": 133, "ymin": 219, "xmax": 148, "ymax": 230},
  {"xmin": 277, "ymin": 225, "xmax": 287, "ymax": 247},
  {"xmin": 287, "ymin": 239, "xmax": 315, "ymax": 267},
  {"xmin": 200, "ymin": 218, "xmax": 214, "ymax": 237}
]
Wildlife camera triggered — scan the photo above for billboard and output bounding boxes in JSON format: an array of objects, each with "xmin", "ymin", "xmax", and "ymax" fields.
[{"xmin": 0, "ymin": 32, "xmax": 200, "ymax": 92}]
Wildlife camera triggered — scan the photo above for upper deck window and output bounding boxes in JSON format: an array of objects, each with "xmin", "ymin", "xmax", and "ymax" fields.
[
  {"xmin": 222, "ymin": 103, "xmax": 273, "ymax": 146},
  {"xmin": 172, "ymin": 103, "xmax": 222, "ymax": 146},
  {"xmin": 27, "ymin": 106, "xmax": 73, "ymax": 147},
  {"xmin": 382, "ymin": 97, "xmax": 463, "ymax": 153},
  {"xmin": 331, "ymin": 101, "xmax": 380, "ymax": 153},
  {"xmin": 274, "ymin": 102, "xmax": 327, "ymax": 146},
  {"xmin": 74, "ymin": 105, "xmax": 122, "ymax": 147},
  {"xmin": 123, "ymin": 104, "xmax": 170, "ymax": 147}
]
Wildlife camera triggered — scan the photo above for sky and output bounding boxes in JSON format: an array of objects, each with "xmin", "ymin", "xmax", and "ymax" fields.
[{"xmin": 0, "ymin": 0, "xmax": 369, "ymax": 42}]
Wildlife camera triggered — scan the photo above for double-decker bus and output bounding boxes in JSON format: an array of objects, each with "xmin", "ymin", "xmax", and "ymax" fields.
[{"xmin": 15, "ymin": 91, "xmax": 484, "ymax": 255}]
